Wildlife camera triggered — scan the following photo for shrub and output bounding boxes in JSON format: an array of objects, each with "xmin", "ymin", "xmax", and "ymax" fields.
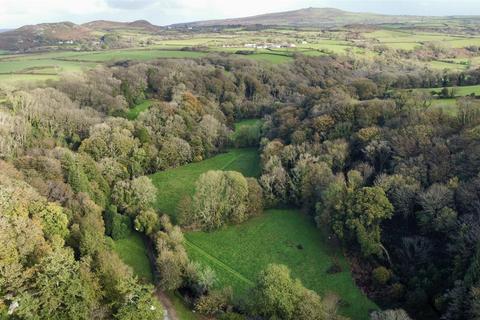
[
  {"xmin": 111, "ymin": 213, "xmax": 132, "ymax": 240},
  {"xmin": 372, "ymin": 266, "xmax": 391, "ymax": 285},
  {"xmin": 194, "ymin": 288, "xmax": 233, "ymax": 316}
]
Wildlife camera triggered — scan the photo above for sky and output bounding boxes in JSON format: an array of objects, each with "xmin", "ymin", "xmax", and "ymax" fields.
[{"xmin": 1, "ymin": 0, "xmax": 480, "ymax": 29}]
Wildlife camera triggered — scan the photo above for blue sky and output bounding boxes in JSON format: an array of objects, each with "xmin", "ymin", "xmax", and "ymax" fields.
[{"xmin": 1, "ymin": 0, "xmax": 480, "ymax": 28}]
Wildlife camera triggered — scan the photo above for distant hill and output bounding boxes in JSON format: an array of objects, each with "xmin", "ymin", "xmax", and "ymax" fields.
[
  {"xmin": 172, "ymin": 7, "xmax": 478, "ymax": 27},
  {"xmin": 0, "ymin": 20, "xmax": 160, "ymax": 52},
  {"xmin": 0, "ymin": 22, "xmax": 93, "ymax": 51},
  {"xmin": 82, "ymin": 20, "xmax": 160, "ymax": 32}
]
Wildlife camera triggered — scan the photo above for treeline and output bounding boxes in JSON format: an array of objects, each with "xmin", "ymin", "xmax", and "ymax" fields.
[
  {"xmin": 257, "ymin": 77, "xmax": 480, "ymax": 318},
  {"xmin": 1, "ymin": 53, "xmax": 480, "ymax": 319}
]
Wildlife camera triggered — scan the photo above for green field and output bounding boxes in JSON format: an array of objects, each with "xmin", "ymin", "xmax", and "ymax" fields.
[
  {"xmin": 234, "ymin": 118, "xmax": 262, "ymax": 130},
  {"xmin": 150, "ymin": 148, "xmax": 261, "ymax": 221},
  {"xmin": 448, "ymin": 85, "xmax": 480, "ymax": 96},
  {"xmin": 113, "ymin": 231, "xmax": 154, "ymax": 283},
  {"xmin": 0, "ymin": 49, "xmax": 208, "ymax": 84},
  {"xmin": 236, "ymin": 52, "xmax": 293, "ymax": 64},
  {"xmin": 410, "ymin": 84, "xmax": 480, "ymax": 97},
  {"xmin": 185, "ymin": 209, "xmax": 377, "ymax": 319},
  {"xmin": 126, "ymin": 99, "xmax": 155, "ymax": 120},
  {"xmin": 61, "ymin": 49, "xmax": 207, "ymax": 62}
]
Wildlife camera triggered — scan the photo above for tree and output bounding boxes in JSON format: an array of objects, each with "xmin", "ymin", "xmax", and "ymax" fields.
[
  {"xmin": 157, "ymin": 136, "xmax": 192, "ymax": 169},
  {"xmin": 114, "ymin": 280, "xmax": 163, "ymax": 320},
  {"xmin": 134, "ymin": 209, "xmax": 160, "ymax": 236},
  {"xmin": 188, "ymin": 170, "xmax": 257, "ymax": 230},
  {"xmin": 260, "ymin": 155, "xmax": 289, "ymax": 206},
  {"xmin": 14, "ymin": 248, "xmax": 98, "ymax": 320},
  {"xmin": 351, "ymin": 78, "xmax": 378, "ymax": 100},
  {"xmin": 246, "ymin": 178, "xmax": 264, "ymax": 217},
  {"xmin": 417, "ymin": 184, "xmax": 457, "ymax": 233},
  {"xmin": 112, "ymin": 176, "xmax": 157, "ymax": 216},
  {"xmin": 319, "ymin": 173, "xmax": 393, "ymax": 257},
  {"xmin": 35, "ymin": 202, "xmax": 69, "ymax": 240},
  {"xmin": 370, "ymin": 309, "xmax": 412, "ymax": 320},
  {"xmin": 351, "ymin": 186, "xmax": 394, "ymax": 256},
  {"xmin": 250, "ymin": 264, "xmax": 341, "ymax": 320},
  {"xmin": 155, "ymin": 215, "xmax": 188, "ymax": 290},
  {"xmin": 194, "ymin": 288, "xmax": 233, "ymax": 316}
]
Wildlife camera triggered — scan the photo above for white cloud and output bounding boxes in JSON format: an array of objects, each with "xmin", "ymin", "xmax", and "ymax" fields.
[
  {"xmin": 0, "ymin": 0, "xmax": 108, "ymax": 27},
  {"xmin": 0, "ymin": 0, "xmax": 479, "ymax": 28},
  {"xmin": 106, "ymin": 0, "xmax": 157, "ymax": 9}
]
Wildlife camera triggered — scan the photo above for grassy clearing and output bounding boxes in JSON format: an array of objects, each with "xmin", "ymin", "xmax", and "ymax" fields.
[
  {"xmin": 431, "ymin": 99, "xmax": 458, "ymax": 115},
  {"xmin": 185, "ymin": 209, "xmax": 377, "ymax": 320},
  {"xmin": 150, "ymin": 148, "xmax": 260, "ymax": 221},
  {"xmin": 234, "ymin": 118, "xmax": 262, "ymax": 130},
  {"xmin": 0, "ymin": 74, "xmax": 60, "ymax": 85},
  {"xmin": 428, "ymin": 60, "xmax": 468, "ymax": 72},
  {"xmin": 167, "ymin": 292, "xmax": 200, "ymax": 320},
  {"xmin": 126, "ymin": 99, "xmax": 155, "ymax": 120},
  {"xmin": 113, "ymin": 231, "xmax": 154, "ymax": 283}
]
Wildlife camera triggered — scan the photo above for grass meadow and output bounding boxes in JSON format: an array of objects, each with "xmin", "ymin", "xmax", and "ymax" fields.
[
  {"xmin": 150, "ymin": 148, "xmax": 261, "ymax": 221},
  {"xmin": 113, "ymin": 231, "xmax": 154, "ymax": 283},
  {"xmin": 125, "ymin": 99, "xmax": 155, "ymax": 120},
  {"xmin": 185, "ymin": 209, "xmax": 378, "ymax": 319}
]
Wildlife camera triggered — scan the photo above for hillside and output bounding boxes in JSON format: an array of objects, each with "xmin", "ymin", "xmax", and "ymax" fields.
[
  {"xmin": 82, "ymin": 20, "xmax": 160, "ymax": 32},
  {"xmin": 173, "ymin": 7, "xmax": 480, "ymax": 27},
  {"xmin": 0, "ymin": 19, "xmax": 160, "ymax": 52},
  {"xmin": 0, "ymin": 22, "xmax": 94, "ymax": 51}
]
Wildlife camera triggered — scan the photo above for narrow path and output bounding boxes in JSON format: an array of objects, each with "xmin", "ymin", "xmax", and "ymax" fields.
[
  {"xmin": 142, "ymin": 234, "xmax": 180, "ymax": 320},
  {"xmin": 184, "ymin": 239, "xmax": 254, "ymax": 286},
  {"xmin": 219, "ymin": 151, "xmax": 244, "ymax": 170},
  {"xmin": 156, "ymin": 290, "xmax": 179, "ymax": 320}
]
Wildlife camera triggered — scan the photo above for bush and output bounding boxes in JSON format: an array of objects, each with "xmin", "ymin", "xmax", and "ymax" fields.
[
  {"xmin": 194, "ymin": 288, "xmax": 233, "ymax": 316},
  {"xmin": 111, "ymin": 213, "xmax": 132, "ymax": 240},
  {"xmin": 246, "ymin": 178, "xmax": 263, "ymax": 216},
  {"xmin": 232, "ymin": 124, "xmax": 261, "ymax": 147},
  {"xmin": 372, "ymin": 266, "xmax": 391, "ymax": 285}
]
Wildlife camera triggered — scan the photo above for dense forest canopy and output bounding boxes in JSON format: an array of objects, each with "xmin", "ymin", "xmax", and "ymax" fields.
[{"xmin": 1, "ymin": 49, "xmax": 480, "ymax": 320}]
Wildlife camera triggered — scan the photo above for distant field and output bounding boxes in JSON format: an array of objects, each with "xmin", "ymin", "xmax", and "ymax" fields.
[
  {"xmin": 364, "ymin": 29, "xmax": 480, "ymax": 51},
  {"xmin": 236, "ymin": 52, "xmax": 293, "ymax": 64},
  {"xmin": 113, "ymin": 231, "xmax": 154, "ymax": 283},
  {"xmin": 62, "ymin": 49, "xmax": 207, "ymax": 62},
  {"xmin": 0, "ymin": 58, "xmax": 94, "ymax": 74},
  {"xmin": 450, "ymin": 85, "xmax": 480, "ymax": 96},
  {"xmin": 150, "ymin": 148, "xmax": 261, "ymax": 221},
  {"xmin": 428, "ymin": 60, "xmax": 468, "ymax": 72},
  {"xmin": 0, "ymin": 49, "xmax": 208, "ymax": 84},
  {"xmin": 0, "ymin": 74, "xmax": 60, "ymax": 85},
  {"xmin": 416, "ymin": 84, "xmax": 480, "ymax": 97},
  {"xmin": 185, "ymin": 209, "xmax": 377, "ymax": 320},
  {"xmin": 406, "ymin": 85, "xmax": 480, "ymax": 114}
]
